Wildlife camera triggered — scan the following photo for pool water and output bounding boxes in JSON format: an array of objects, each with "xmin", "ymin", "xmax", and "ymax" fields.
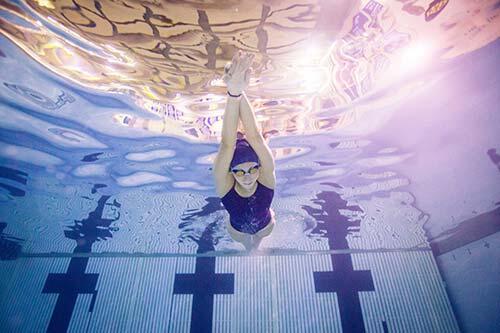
[{"xmin": 0, "ymin": 1, "xmax": 499, "ymax": 332}]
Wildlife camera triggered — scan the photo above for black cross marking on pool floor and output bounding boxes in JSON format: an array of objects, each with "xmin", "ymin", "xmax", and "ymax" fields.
[
  {"xmin": 174, "ymin": 218, "xmax": 234, "ymax": 333},
  {"xmin": 304, "ymin": 187, "xmax": 375, "ymax": 333},
  {"xmin": 173, "ymin": 256, "xmax": 234, "ymax": 332},
  {"xmin": 43, "ymin": 193, "xmax": 118, "ymax": 333},
  {"xmin": 314, "ymin": 254, "xmax": 374, "ymax": 332},
  {"xmin": 42, "ymin": 258, "xmax": 99, "ymax": 332}
]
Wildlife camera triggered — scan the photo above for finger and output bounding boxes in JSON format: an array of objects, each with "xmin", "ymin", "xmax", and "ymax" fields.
[
  {"xmin": 232, "ymin": 54, "xmax": 250, "ymax": 77},
  {"xmin": 229, "ymin": 52, "xmax": 241, "ymax": 74},
  {"xmin": 244, "ymin": 68, "xmax": 252, "ymax": 85},
  {"xmin": 224, "ymin": 62, "xmax": 232, "ymax": 75},
  {"xmin": 228, "ymin": 62, "xmax": 237, "ymax": 76},
  {"xmin": 240, "ymin": 52, "xmax": 250, "ymax": 66},
  {"xmin": 236, "ymin": 51, "xmax": 252, "ymax": 72},
  {"xmin": 242, "ymin": 53, "xmax": 254, "ymax": 71},
  {"xmin": 233, "ymin": 51, "xmax": 246, "ymax": 74}
]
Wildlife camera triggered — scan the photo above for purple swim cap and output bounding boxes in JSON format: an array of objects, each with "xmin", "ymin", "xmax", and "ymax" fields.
[{"xmin": 230, "ymin": 138, "xmax": 259, "ymax": 169}]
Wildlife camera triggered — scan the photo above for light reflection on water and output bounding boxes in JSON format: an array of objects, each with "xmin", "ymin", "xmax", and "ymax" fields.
[{"xmin": 1, "ymin": 0, "xmax": 498, "ymax": 142}]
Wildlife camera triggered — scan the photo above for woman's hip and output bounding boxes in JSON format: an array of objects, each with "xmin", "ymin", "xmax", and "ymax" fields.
[{"xmin": 226, "ymin": 210, "xmax": 275, "ymax": 240}]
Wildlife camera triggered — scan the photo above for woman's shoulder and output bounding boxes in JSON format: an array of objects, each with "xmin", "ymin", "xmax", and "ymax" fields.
[
  {"xmin": 257, "ymin": 174, "xmax": 275, "ymax": 190},
  {"xmin": 220, "ymin": 178, "xmax": 235, "ymax": 199},
  {"xmin": 257, "ymin": 179, "xmax": 274, "ymax": 191}
]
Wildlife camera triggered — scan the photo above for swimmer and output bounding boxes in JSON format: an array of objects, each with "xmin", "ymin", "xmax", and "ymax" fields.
[{"xmin": 213, "ymin": 51, "xmax": 276, "ymax": 251}]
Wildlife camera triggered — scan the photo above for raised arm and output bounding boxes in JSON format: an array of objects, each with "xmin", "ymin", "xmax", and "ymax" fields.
[
  {"xmin": 238, "ymin": 93, "xmax": 261, "ymax": 138},
  {"xmin": 213, "ymin": 52, "xmax": 253, "ymax": 196},
  {"xmin": 219, "ymin": 51, "xmax": 253, "ymax": 144},
  {"xmin": 220, "ymin": 96, "xmax": 240, "ymax": 146},
  {"xmin": 228, "ymin": 54, "xmax": 262, "ymax": 142},
  {"xmin": 239, "ymin": 92, "xmax": 276, "ymax": 188}
]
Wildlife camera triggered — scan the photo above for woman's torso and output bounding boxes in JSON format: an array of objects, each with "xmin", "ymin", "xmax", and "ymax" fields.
[{"xmin": 220, "ymin": 180, "xmax": 274, "ymax": 234}]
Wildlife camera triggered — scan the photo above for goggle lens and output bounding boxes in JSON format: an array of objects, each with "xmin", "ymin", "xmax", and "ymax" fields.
[{"xmin": 232, "ymin": 165, "xmax": 260, "ymax": 176}]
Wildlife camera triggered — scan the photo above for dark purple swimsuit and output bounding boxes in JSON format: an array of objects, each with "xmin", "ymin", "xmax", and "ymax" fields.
[{"xmin": 221, "ymin": 181, "xmax": 274, "ymax": 234}]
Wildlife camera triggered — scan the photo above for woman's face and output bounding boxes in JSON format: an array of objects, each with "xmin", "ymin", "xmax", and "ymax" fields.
[{"xmin": 231, "ymin": 161, "xmax": 260, "ymax": 189}]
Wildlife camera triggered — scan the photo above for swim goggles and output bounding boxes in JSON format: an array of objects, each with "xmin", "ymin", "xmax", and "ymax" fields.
[{"xmin": 231, "ymin": 164, "xmax": 260, "ymax": 176}]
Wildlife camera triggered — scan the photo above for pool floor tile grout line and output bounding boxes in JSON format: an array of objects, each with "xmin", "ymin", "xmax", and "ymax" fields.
[{"xmin": 15, "ymin": 246, "xmax": 433, "ymax": 259}]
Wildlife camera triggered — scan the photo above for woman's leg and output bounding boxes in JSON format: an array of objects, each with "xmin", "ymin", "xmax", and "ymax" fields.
[
  {"xmin": 226, "ymin": 219, "xmax": 254, "ymax": 250},
  {"xmin": 250, "ymin": 235, "xmax": 263, "ymax": 250},
  {"xmin": 242, "ymin": 236, "xmax": 255, "ymax": 251},
  {"xmin": 251, "ymin": 217, "xmax": 275, "ymax": 249}
]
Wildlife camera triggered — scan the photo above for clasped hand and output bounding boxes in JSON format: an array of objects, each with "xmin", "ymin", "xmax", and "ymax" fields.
[{"xmin": 222, "ymin": 51, "xmax": 254, "ymax": 95}]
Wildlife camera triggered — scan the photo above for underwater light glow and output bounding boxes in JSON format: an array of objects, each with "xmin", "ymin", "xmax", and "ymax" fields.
[
  {"xmin": 376, "ymin": 41, "xmax": 435, "ymax": 89},
  {"xmin": 301, "ymin": 67, "xmax": 329, "ymax": 93},
  {"xmin": 399, "ymin": 41, "xmax": 434, "ymax": 71}
]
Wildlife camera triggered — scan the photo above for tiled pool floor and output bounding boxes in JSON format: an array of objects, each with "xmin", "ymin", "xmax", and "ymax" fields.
[{"xmin": 1, "ymin": 250, "xmax": 459, "ymax": 332}]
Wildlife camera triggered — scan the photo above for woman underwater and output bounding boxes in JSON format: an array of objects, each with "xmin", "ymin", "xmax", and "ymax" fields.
[{"xmin": 213, "ymin": 51, "xmax": 276, "ymax": 251}]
